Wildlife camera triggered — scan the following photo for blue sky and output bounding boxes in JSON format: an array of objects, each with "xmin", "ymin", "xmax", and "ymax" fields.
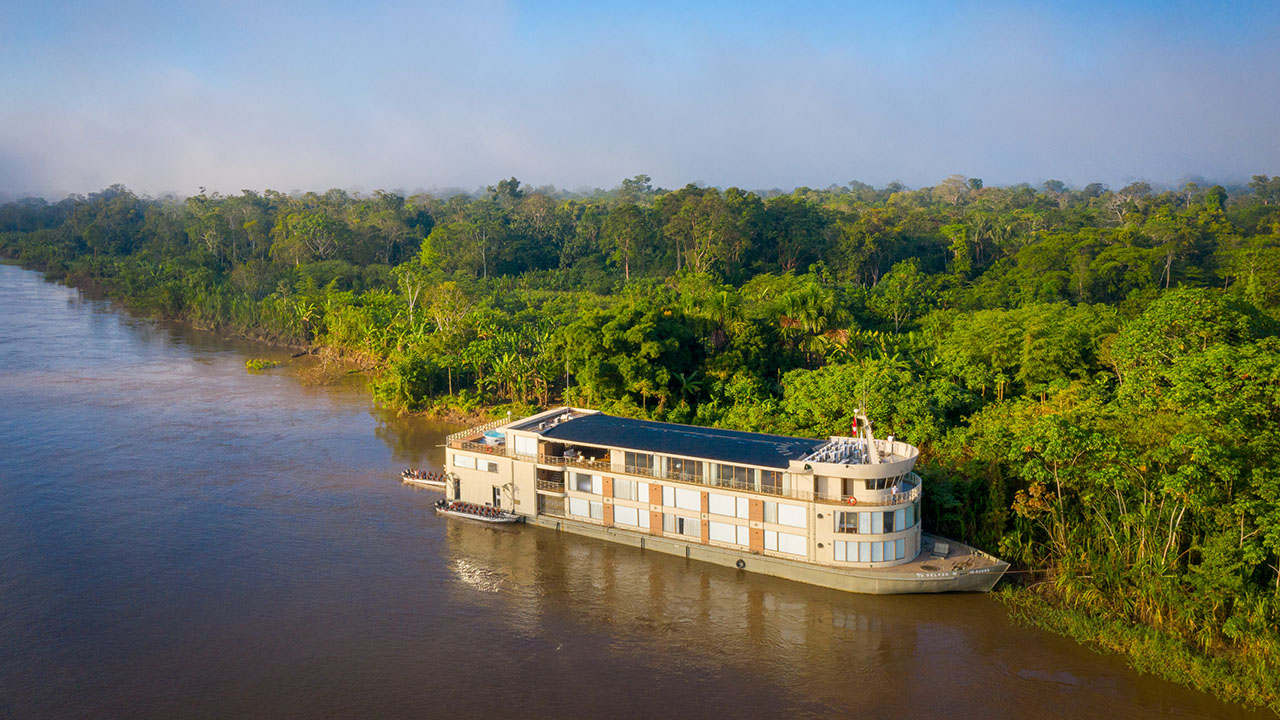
[{"xmin": 2, "ymin": 1, "xmax": 1278, "ymax": 197}]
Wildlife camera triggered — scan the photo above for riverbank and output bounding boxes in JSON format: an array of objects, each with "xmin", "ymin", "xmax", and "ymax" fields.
[{"xmin": 999, "ymin": 587, "xmax": 1280, "ymax": 715}]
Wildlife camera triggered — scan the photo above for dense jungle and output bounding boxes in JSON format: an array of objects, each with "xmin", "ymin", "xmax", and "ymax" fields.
[{"xmin": 3, "ymin": 173, "xmax": 1279, "ymax": 711}]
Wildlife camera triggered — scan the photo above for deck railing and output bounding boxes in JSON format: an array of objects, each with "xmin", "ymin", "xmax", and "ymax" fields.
[
  {"xmin": 446, "ymin": 415, "xmax": 521, "ymax": 445},
  {"xmin": 535, "ymin": 479, "xmax": 566, "ymax": 493},
  {"xmin": 448, "ymin": 439, "xmax": 922, "ymax": 508}
]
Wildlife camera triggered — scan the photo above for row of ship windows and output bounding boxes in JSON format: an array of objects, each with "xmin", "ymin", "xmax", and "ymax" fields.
[
  {"xmin": 577, "ymin": 474, "xmax": 810, "ymax": 529},
  {"xmin": 623, "ymin": 452, "xmax": 785, "ymax": 491},
  {"xmin": 566, "ymin": 500, "xmax": 908, "ymax": 563},
  {"xmin": 834, "ymin": 538, "xmax": 908, "ymax": 563},
  {"xmin": 565, "ymin": 500, "xmax": 810, "ymax": 556},
  {"xmin": 463, "ymin": 450, "xmax": 908, "ymax": 495},
  {"xmin": 833, "ymin": 504, "xmax": 919, "ymax": 534}
]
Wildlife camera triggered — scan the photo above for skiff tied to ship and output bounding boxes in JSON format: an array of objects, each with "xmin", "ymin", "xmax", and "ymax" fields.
[{"xmin": 441, "ymin": 407, "xmax": 1008, "ymax": 594}]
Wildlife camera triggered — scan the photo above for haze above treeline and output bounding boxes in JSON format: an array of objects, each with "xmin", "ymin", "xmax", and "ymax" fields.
[
  {"xmin": 0, "ymin": 173, "xmax": 1269, "ymax": 206},
  {"xmin": 2, "ymin": 3, "xmax": 1277, "ymax": 198}
]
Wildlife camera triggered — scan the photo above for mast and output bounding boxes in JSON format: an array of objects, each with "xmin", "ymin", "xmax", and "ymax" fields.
[{"xmin": 853, "ymin": 408, "xmax": 881, "ymax": 464}]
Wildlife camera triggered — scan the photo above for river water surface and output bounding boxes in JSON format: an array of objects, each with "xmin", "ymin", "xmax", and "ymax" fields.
[{"xmin": 0, "ymin": 263, "xmax": 1267, "ymax": 720}]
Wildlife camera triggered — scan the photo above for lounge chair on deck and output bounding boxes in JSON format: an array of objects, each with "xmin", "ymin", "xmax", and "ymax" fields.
[{"xmin": 931, "ymin": 541, "xmax": 951, "ymax": 560}]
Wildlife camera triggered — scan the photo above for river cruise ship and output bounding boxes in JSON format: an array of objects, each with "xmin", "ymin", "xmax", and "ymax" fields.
[{"xmin": 443, "ymin": 407, "xmax": 1007, "ymax": 594}]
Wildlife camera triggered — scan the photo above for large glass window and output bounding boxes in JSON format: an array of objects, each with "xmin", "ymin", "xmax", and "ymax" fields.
[
  {"xmin": 668, "ymin": 457, "xmax": 703, "ymax": 483},
  {"xmin": 513, "ymin": 435, "xmax": 537, "ymax": 457},
  {"xmin": 589, "ymin": 501, "xmax": 603, "ymax": 520},
  {"xmin": 894, "ymin": 508, "xmax": 905, "ymax": 532},
  {"xmin": 776, "ymin": 532, "xmax": 806, "ymax": 556},
  {"xmin": 896, "ymin": 538, "xmax": 906, "ymax": 561},
  {"xmin": 662, "ymin": 514, "xmax": 700, "ymax": 538},
  {"xmin": 859, "ymin": 542, "xmax": 871, "ymax": 562},
  {"xmin": 614, "ymin": 478, "xmax": 637, "ymax": 501},
  {"xmin": 871, "ymin": 542, "xmax": 883, "ymax": 562},
  {"xmin": 708, "ymin": 493, "xmax": 736, "ymax": 517},
  {"xmin": 574, "ymin": 473, "xmax": 594, "ymax": 493},
  {"xmin": 835, "ymin": 512, "xmax": 857, "ymax": 533},
  {"xmin": 568, "ymin": 497, "xmax": 590, "ymax": 517},
  {"xmin": 905, "ymin": 502, "xmax": 915, "ymax": 529},
  {"xmin": 453, "ymin": 454, "xmax": 476, "ymax": 469},
  {"xmin": 872, "ymin": 512, "xmax": 884, "ymax": 534},
  {"xmin": 884, "ymin": 510, "xmax": 895, "ymax": 533},
  {"xmin": 760, "ymin": 470, "xmax": 783, "ymax": 494},
  {"xmin": 762, "ymin": 501, "xmax": 777, "ymax": 524},
  {"xmin": 673, "ymin": 488, "xmax": 700, "ymax": 511},
  {"xmin": 777, "ymin": 503, "xmax": 806, "ymax": 529},
  {"xmin": 614, "ymin": 505, "xmax": 640, "ymax": 527},
  {"xmin": 708, "ymin": 521, "xmax": 740, "ymax": 544},
  {"xmin": 625, "ymin": 452, "xmax": 653, "ymax": 474},
  {"xmin": 715, "ymin": 464, "xmax": 753, "ymax": 488},
  {"xmin": 858, "ymin": 511, "xmax": 871, "ymax": 534}
]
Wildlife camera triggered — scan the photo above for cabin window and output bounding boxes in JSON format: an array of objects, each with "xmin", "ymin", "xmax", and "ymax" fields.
[
  {"xmin": 777, "ymin": 503, "xmax": 806, "ymax": 529},
  {"xmin": 708, "ymin": 492, "xmax": 736, "ymax": 517},
  {"xmin": 871, "ymin": 512, "xmax": 884, "ymax": 534},
  {"xmin": 894, "ymin": 508, "xmax": 905, "ymax": 532},
  {"xmin": 762, "ymin": 501, "xmax": 777, "ymax": 524},
  {"xmin": 871, "ymin": 542, "xmax": 884, "ymax": 562},
  {"xmin": 568, "ymin": 497, "xmax": 590, "ymax": 518},
  {"xmin": 589, "ymin": 501, "xmax": 603, "ymax": 520},
  {"xmin": 736, "ymin": 526, "xmax": 749, "ymax": 545},
  {"xmin": 764, "ymin": 530, "xmax": 777, "ymax": 551},
  {"xmin": 668, "ymin": 457, "xmax": 703, "ymax": 483},
  {"xmin": 674, "ymin": 488, "xmax": 700, "ymax": 511},
  {"xmin": 574, "ymin": 473, "xmax": 593, "ymax": 493},
  {"xmin": 760, "ymin": 470, "xmax": 783, "ymax": 494},
  {"xmin": 453, "ymin": 454, "xmax": 476, "ymax": 470},
  {"xmin": 614, "ymin": 505, "xmax": 640, "ymax": 527},
  {"xmin": 835, "ymin": 512, "xmax": 857, "ymax": 533},
  {"xmin": 858, "ymin": 542, "xmax": 871, "ymax": 562},
  {"xmin": 896, "ymin": 538, "xmax": 906, "ymax": 561},
  {"xmin": 614, "ymin": 478, "xmax": 637, "ymax": 501},
  {"xmin": 715, "ymin": 464, "xmax": 752, "ymax": 488},
  {"xmin": 709, "ymin": 521, "xmax": 741, "ymax": 544},
  {"xmin": 662, "ymin": 514, "xmax": 699, "ymax": 538},
  {"xmin": 776, "ymin": 532, "xmax": 806, "ymax": 556},
  {"xmin": 513, "ymin": 435, "xmax": 537, "ymax": 457},
  {"xmin": 625, "ymin": 452, "xmax": 653, "ymax": 474},
  {"xmin": 905, "ymin": 503, "xmax": 915, "ymax": 529},
  {"xmin": 736, "ymin": 497, "xmax": 750, "ymax": 519},
  {"xmin": 482, "ymin": 460, "xmax": 499, "ymax": 473}
]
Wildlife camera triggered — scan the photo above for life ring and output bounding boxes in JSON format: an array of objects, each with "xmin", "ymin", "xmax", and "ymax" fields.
[
  {"xmin": 846, "ymin": 496, "xmax": 858, "ymax": 506},
  {"xmin": 735, "ymin": 559, "xmax": 746, "ymax": 569}
]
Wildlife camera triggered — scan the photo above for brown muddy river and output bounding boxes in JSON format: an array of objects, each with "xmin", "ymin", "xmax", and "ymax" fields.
[{"xmin": 0, "ymin": 263, "xmax": 1267, "ymax": 719}]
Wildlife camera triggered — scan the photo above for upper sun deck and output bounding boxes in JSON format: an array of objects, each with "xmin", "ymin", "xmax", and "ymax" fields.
[
  {"xmin": 797, "ymin": 436, "xmax": 920, "ymax": 479},
  {"xmin": 451, "ymin": 408, "xmax": 919, "ymax": 480}
]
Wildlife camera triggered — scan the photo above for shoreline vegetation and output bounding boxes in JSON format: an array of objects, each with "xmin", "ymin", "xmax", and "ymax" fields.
[{"xmin": 2, "ymin": 176, "xmax": 1278, "ymax": 713}]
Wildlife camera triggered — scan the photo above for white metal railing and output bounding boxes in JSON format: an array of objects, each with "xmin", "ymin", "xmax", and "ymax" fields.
[{"xmin": 446, "ymin": 415, "xmax": 522, "ymax": 444}]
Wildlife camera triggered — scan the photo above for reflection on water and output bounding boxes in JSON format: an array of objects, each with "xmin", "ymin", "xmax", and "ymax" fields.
[{"xmin": 0, "ymin": 263, "xmax": 1266, "ymax": 720}]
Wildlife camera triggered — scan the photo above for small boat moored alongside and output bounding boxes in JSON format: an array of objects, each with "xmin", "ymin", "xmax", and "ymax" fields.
[
  {"xmin": 434, "ymin": 499, "xmax": 522, "ymax": 524},
  {"xmin": 401, "ymin": 468, "xmax": 448, "ymax": 489}
]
